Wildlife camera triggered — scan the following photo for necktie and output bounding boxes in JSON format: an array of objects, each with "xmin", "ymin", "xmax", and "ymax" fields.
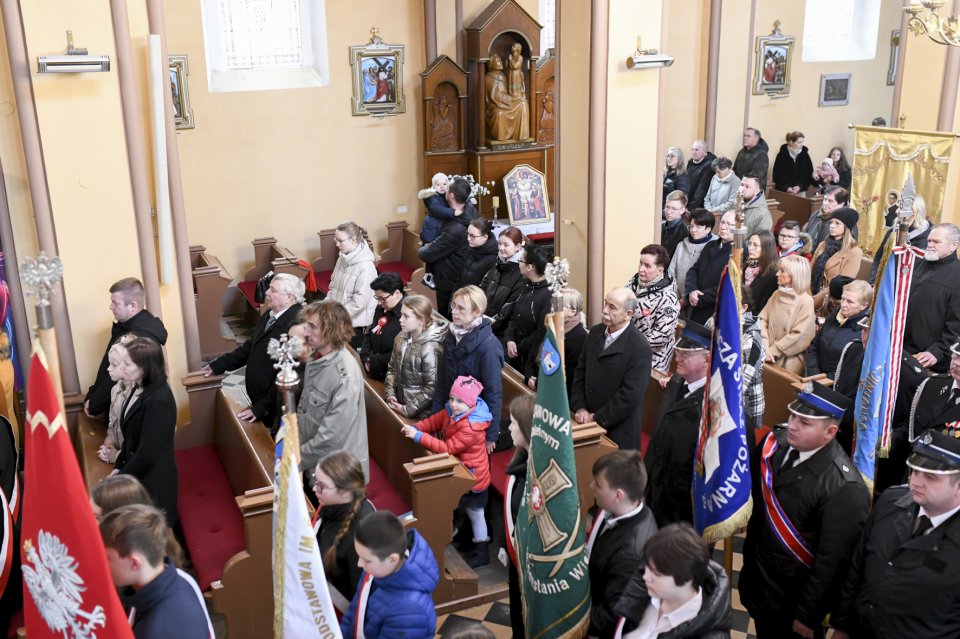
[
  {"xmin": 951, "ymin": 388, "xmax": 960, "ymax": 406},
  {"xmin": 264, "ymin": 314, "xmax": 277, "ymax": 333},
  {"xmin": 912, "ymin": 514, "xmax": 933, "ymax": 538},
  {"xmin": 782, "ymin": 448, "xmax": 800, "ymax": 470},
  {"xmin": 678, "ymin": 382, "xmax": 689, "ymax": 400}
]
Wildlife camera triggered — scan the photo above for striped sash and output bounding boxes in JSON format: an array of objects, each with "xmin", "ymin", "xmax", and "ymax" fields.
[
  {"xmin": 504, "ymin": 475, "xmax": 518, "ymax": 567},
  {"xmin": 353, "ymin": 572, "xmax": 373, "ymax": 639},
  {"xmin": 759, "ymin": 434, "xmax": 814, "ymax": 568}
]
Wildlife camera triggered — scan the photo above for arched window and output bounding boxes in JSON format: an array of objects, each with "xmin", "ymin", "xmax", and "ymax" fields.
[
  {"xmin": 539, "ymin": 0, "xmax": 556, "ymax": 56},
  {"xmin": 802, "ymin": 0, "xmax": 881, "ymax": 62}
]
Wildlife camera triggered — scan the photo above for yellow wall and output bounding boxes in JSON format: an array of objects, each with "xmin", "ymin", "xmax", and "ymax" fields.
[
  {"xmin": 713, "ymin": 0, "xmax": 752, "ymax": 157},
  {"xmin": 663, "ymin": 0, "xmax": 710, "ymax": 149}
]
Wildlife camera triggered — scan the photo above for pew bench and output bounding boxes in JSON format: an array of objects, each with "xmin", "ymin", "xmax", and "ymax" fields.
[
  {"xmin": 352, "ymin": 352, "xmax": 480, "ymax": 606},
  {"xmin": 311, "ymin": 229, "xmax": 338, "ymax": 294},
  {"xmin": 190, "ymin": 245, "xmax": 235, "ymax": 359},
  {"xmin": 376, "ymin": 220, "xmax": 420, "ymax": 284},
  {"xmin": 235, "ymin": 237, "xmax": 311, "ymax": 313},
  {"xmin": 175, "ymin": 374, "xmax": 276, "ymax": 639},
  {"xmin": 74, "ymin": 413, "xmax": 115, "ymax": 491}
]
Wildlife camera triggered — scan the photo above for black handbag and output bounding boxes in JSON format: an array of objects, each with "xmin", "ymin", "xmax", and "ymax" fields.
[{"xmin": 254, "ymin": 271, "xmax": 275, "ymax": 304}]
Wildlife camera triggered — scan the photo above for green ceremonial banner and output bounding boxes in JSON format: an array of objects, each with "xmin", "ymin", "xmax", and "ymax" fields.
[{"xmin": 516, "ymin": 313, "xmax": 590, "ymax": 639}]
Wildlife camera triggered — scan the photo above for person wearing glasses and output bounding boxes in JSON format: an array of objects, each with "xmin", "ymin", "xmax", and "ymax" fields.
[
  {"xmin": 358, "ymin": 272, "xmax": 406, "ymax": 381},
  {"xmin": 660, "ymin": 190, "xmax": 689, "ymax": 260},
  {"xmin": 662, "ymin": 147, "xmax": 691, "ymax": 207},
  {"xmin": 504, "ymin": 244, "xmax": 552, "ymax": 384},
  {"xmin": 457, "ymin": 218, "xmax": 498, "ymax": 289},
  {"xmin": 685, "ymin": 210, "xmax": 735, "ymax": 324},
  {"xmin": 777, "ymin": 221, "xmax": 812, "ymax": 260}
]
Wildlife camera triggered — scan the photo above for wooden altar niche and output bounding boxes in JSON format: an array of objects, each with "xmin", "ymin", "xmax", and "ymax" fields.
[{"xmin": 422, "ymin": 55, "xmax": 469, "ymax": 183}]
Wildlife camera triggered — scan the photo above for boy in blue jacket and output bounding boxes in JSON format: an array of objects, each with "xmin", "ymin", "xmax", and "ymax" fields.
[
  {"xmin": 100, "ymin": 504, "xmax": 213, "ymax": 639},
  {"xmin": 341, "ymin": 511, "xmax": 439, "ymax": 639}
]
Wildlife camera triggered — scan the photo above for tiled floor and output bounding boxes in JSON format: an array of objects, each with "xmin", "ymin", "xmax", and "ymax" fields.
[{"xmin": 436, "ymin": 536, "xmax": 757, "ymax": 638}]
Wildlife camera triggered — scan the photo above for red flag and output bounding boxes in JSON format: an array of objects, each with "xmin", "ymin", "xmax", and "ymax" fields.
[{"xmin": 21, "ymin": 348, "xmax": 133, "ymax": 639}]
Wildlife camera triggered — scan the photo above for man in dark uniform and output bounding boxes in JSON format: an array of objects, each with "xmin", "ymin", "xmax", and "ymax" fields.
[
  {"xmin": 832, "ymin": 315, "xmax": 928, "ymax": 490},
  {"xmin": 739, "ymin": 381, "xmax": 870, "ymax": 639},
  {"xmin": 644, "ymin": 321, "xmax": 711, "ymax": 527},
  {"xmin": 831, "ymin": 429, "xmax": 960, "ymax": 639},
  {"xmin": 908, "ymin": 341, "xmax": 960, "ymax": 444},
  {"xmin": 202, "ymin": 273, "xmax": 304, "ymax": 426}
]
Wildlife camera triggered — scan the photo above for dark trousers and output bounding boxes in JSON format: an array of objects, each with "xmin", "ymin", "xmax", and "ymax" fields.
[
  {"xmin": 436, "ymin": 288, "xmax": 453, "ymax": 321},
  {"xmin": 752, "ymin": 613, "xmax": 825, "ymax": 639}
]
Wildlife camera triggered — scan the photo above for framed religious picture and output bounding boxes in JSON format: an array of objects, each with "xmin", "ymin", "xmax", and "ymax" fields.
[
  {"xmin": 350, "ymin": 28, "xmax": 406, "ymax": 117},
  {"xmin": 168, "ymin": 55, "xmax": 194, "ymax": 130},
  {"xmin": 504, "ymin": 164, "xmax": 552, "ymax": 226},
  {"xmin": 819, "ymin": 73, "xmax": 851, "ymax": 107},
  {"xmin": 752, "ymin": 21, "xmax": 795, "ymax": 96}
]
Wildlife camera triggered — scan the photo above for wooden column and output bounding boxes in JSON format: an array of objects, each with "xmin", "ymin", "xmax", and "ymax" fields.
[
  {"xmin": 0, "ymin": 0, "xmax": 81, "ymax": 393},
  {"xmin": 0, "ymin": 159, "xmax": 32, "ymax": 384},
  {"xmin": 424, "ymin": 0, "xmax": 437, "ymax": 64},
  {"xmin": 587, "ymin": 0, "xmax": 609, "ymax": 325},
  {"xmin": 109, "ymin": 0, "xmax": 163, "ymax": 318},
  {"xmin": 704, "ymin": 0, "xmax": 722, "ymax": 150},
  {"xmin": 146, "ymin": 0, "xmax": 204, "ymax": 371}
]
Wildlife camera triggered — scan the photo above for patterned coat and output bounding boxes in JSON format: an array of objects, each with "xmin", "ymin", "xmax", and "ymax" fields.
[{"xmin": 626, "ymin": 274, "xmax": 680, "ymax": 375}]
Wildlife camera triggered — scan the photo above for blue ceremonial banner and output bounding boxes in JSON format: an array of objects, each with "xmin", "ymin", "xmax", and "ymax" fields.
[
  {"xmin": 853, "ymin": 245, "xmax": 920, "ymax": 491},
  {"xmin": 693, "ymin": 266, "xmax": 753, "ymax": 543}
]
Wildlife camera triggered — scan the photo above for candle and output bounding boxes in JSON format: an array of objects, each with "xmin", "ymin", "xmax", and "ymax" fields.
[{"xmin": 493, "ymin": 196, "xmax": 500, "ymax": 208}]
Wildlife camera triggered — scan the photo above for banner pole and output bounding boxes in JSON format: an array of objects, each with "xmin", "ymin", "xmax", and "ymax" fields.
[{"xmin": 22, "ymin": 253, "xmax": 65, "ymax": 414}]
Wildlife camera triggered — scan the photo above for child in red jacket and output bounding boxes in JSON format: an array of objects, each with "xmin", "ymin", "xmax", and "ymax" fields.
[{"xmin": 402, "ymin": 375, "xmax": 492, "ymax": 567}]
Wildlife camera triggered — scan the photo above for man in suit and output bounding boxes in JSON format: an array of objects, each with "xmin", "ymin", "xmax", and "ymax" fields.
[
  {"xmin": 831, "ymin": 429, "xmax": 960, "ymax": 639},
  {"xmin": 644, "ymin": 321, "xmax": 711, "ymax": 527},
  {"xmin": 571, "ymin": 287, "xmax": 652, "ymax": 450},
  {"xmin": 740, "ymin": 381, "xmax": 870, "ymax": 639},
  {"xmin": 85, "ymin": 277, "xmax": 168, "ymax": 418},
  {"xmin": 202, "ymin": 273, "xmax": 305, "ymax": 426},
  {"xmin": 586, "ymin": 451, "xmax": 658, "ymax": 639},
  {"xmin": 904, "ymin": 223, "xmax": 960, "ymax": 373}
]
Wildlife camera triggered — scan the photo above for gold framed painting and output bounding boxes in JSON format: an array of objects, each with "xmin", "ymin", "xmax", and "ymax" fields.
[
  {"xmin": 169, "ymin": 54, "xmax": 194, "ymax": 130},
  {"xmin": 350, "ymin": 29, "xmax": 406, "ymax": 117},
  {"xmin": 752, "ymin": 21, "xmax": 795, "ymax": 96},
  {"xmin": 504, "ymin": 164, "xmax": 551, "ymax": 226}
]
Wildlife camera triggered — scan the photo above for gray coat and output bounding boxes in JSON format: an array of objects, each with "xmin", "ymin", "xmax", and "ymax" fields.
[
  {"xmin": 668, "ymin": 234, "xmax": 715, "ymax": 298},
  {"xmin": 742, "ymin": 193, "xmax": 773, "ymax": 239},
  {"xmin": 383, "ymin": 316, "xmax": 449, "ymax": 419},
  {"xmin": 703, "ymin": 172, "xmax": 740, "ymax": 213},
  {"xmin": 297, "ymin": 348, "xmax": 369, "ymax": 480}
]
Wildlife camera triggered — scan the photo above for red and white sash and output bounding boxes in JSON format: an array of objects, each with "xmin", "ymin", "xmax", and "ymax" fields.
[
  {"xmin": 504, "ymin": 475, "xmax": 518, "ymax": 567},
  {"xmin": 353, "ymin": 572, "xmax": 374, "ymax": 639},
  {"xmin": 312, "ymin": 507, "xmax": 321, "ymax": 535},
  {"xmin": 8, "ymin": 471, "xmax": 18, "ymax": 521},
  {"xmin": 613, "ymin": 616, "xmax": 627, "ymax": 639},
  {"xmin": 759, "ymin": 434, "xmax": 814, "ymax": 567},
  {"xmin": 0, "ymin": 489, "xmax": 12, "ymax": 594},
  {"xmin": 585, "ymin": 510, "xmax": 608, "ymax": 559}
]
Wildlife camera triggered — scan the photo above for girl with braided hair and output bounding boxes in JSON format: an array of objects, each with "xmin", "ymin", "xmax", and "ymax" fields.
[
  {"xmin": 329, "ymin": 221, "xmax": 380, "ymax": 348},
  {"xmin": 311, "ymin": 450, "xmax": 376, "ymax": 613}
]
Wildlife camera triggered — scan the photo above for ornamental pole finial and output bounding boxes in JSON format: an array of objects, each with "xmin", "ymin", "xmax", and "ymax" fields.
[{"xmin": 21, "ymin": 252, "xmax": 64, "ymax": 329}]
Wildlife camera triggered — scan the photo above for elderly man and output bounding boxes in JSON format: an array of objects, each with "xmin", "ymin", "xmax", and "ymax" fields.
[
  {"xmin": 85, "ymin": 277, "xmax": 167, "ymax": 418},
  {"xmin": 686, "ymin": 140, "xmax": 717, "ymax": 209},
  {"xmin": 740, "ymin": 381, "xmax": 870, "ymax": 639},
  {"xmin": 202, "ymin": 273, "xmax": 305, "ymax": 425},
  {"xmin": 644, "ymin": 321, "xmax": 711, "ymax": 527},
  {"xmin": 733, "ymin": 127, "xmax": 770, "ymax": 188},
  {"xmin": 832, "ymin": 429, "xmax": 960, "ymax": 639},
  {"xmin": 904, "ymin": 223, "xmax": 960, "ymax": 373},
  {"xmin": 738, "ymin": 174, "xmax": 772, "ymax": 238},
  {"xmin": 571, "ymin": 287, "xmax": 652, "ymax": 450}
]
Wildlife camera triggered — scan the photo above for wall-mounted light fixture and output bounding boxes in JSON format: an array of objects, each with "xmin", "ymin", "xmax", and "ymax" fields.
[
  {"xmin": 38, "ymin": 30, "xmax": 110, "ymax": 73},
  {"xmin": 626, "ymin": 37, "xmax": 674, "ymax": 70}
]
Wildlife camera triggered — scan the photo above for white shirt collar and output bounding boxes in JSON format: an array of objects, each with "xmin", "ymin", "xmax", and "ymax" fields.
[
  {"xmin": 605, "ymin": 323, "xmax": 629, "ymax": 344},
  {"xmin": 683, "ymin": 376, "xmax": 707, "ymax": 396},
  {"xmin": 628, "ymin": 588, "xmax": 703, "ymax": 639},
  {"xmin": 797, "ymin": 443, "xmax": 827, "ymax": 465},
  {"xmin": 919, "ymin": 502, "xmax": 960, "ymax": 530},
  {"xmin": 271, "ymin": 305, "xmax": 292, "ymax": 321},
  {"xmin": 605, "ymin": 502, "xmax": 644, "ymax": 527}
]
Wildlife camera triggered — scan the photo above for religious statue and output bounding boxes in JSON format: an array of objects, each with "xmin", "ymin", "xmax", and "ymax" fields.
[
  {"xmin": 508, "ymin": 43, "xmax": 525, "ymax": 97},
  {"xmin": 430, "ymin": 94, "xmax": 457, "ymax": 151},
  {"xmin": 537, "ymin": 89, "xmax": 554, "ymax": 144},
  {"xmin": 485, "ymin": 53, "xmax": 531, "ymax": 144}
]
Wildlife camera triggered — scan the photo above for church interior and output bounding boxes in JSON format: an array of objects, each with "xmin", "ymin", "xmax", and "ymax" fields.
[{"xmin": 1, "ymin": 0, "xmax": 959, "ymax": 637}]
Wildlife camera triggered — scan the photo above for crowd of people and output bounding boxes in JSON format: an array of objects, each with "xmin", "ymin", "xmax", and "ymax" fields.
[{"xmin": 73, "ymin": 142, "xmax": 960, "ymax": 638}]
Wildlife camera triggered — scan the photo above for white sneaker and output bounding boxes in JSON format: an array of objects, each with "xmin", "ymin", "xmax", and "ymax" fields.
[{"xmin": 421, "ymin": 273, "xmax": 436, "ymax": 289}]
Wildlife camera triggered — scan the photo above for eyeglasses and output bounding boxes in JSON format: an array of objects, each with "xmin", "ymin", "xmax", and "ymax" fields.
[
  {"xmin": 314, "ymin": 481, "xmax": 336, "ymax": 492},
  {"xmin": 778, "ymin": 234, "xmax": 798, "ymax": 240},
  {"xmin": 518, "ymin": 259, "xmax": 527, "ymax": 264},
  {"xmin": 467, "ymin": 233, "xmax": 485, "ymax": 240},
  {"xmin": 450, "ymin": 302, "xmax": 470, "ymax": 313},
  {"xmin": 374, "ymin": 294, "xmax": 394, "ymax": 302}
]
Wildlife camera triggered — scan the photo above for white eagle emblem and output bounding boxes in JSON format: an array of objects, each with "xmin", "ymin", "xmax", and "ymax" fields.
[{"xmin": 22, "ymin": 531, "xmax": 107, "ymax": 639}]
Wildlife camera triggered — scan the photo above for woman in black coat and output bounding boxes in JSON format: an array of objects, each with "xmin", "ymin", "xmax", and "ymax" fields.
[
  {"xmin": 112, "ymin": 336, "xmax": 178, "ymax": 527},
  {"xmin": 744, "ymin": 230, "xmax": 779, "ymax": 315},
  {"xmin": 504, "ymin": 244, "xmax": 552, "ymax": 382},
  {"xmin": 662, "ymin": 147, "xmax": 691, "ymax": 206},
  {"xmin": 806, "ymin": 280, "xmax": 871, "ymax": 379},
  {"xmin": 479, "ymin": 226, "xmax": 526, "ymax": 336},
  {"xmin": 771, "ymin": 131, "xmax": 814, "ymax": 194},
  {"xmin": 458, "ymin": 218, "xmax": 498, "ymax": 288}
]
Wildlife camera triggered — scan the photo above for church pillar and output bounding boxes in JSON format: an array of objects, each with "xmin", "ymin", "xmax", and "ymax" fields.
[
  {"xmin": 586, "ymin": 0, "xmax": 608, "ymax": 324},
  {"xmin": 424, "ymin": 0, "xmax": 437, "ymax": 64},
  {"xmin": 455, "ymin": 0, "xmax": 464, "ymax": 66},
  {"xmin": 704, "ymin": 0, "xmax": 722, "ymax": 150},
  {"xmin": 937, "ymin": 1, "xmax": 960, "ymax": 132}
]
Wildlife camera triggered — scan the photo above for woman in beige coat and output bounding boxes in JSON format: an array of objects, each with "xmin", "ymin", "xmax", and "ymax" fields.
[
  {"xmin": 810, "ymin": 207, "xmax": 863, "ymax": 311},
  {"xmin": 384, "ymin": 295, "xmax": 449, "ymax": 419},
  {"xmin": 328, "ymin": 221, "xmax": 379, "ymax": 347},
  {"xmin": 759, "ymin": 255, "xmax": 817, "ymax": 375}
]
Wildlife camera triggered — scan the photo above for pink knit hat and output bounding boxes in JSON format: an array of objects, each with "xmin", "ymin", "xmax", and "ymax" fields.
[{"xmin": 449, "ymin": 375, "xmax": 484, "ymax": 408}]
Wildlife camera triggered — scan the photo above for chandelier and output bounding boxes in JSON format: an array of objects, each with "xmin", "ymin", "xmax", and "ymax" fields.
[{"xmin": 904, "ymin": 1, "xmax": 960, "ymax": 47}]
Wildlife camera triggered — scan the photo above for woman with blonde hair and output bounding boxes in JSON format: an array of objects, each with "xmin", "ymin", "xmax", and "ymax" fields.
[
  {"xmin": 662, "ymin": 147, "xmax": 690, "ymax": 206},
  {"xmin": 871, "ymin": 195, "xmax": 931, "ymax": 284},
  {"xmin": 328, "ymin": 221, "xmax": 379, "ymax": 348},
  {"xmin": 312, "ymin": 451, "xmax": 375, "ymax": 611},
  {"xmin": 759, "ymin": 255, "xmax": 817, "ymax": 374},
  {"xmin": 810, "ymin": 207, "xmax": 863, "ymax": 310},
  {"xmin": 806, "ymin": 279, "xmax": 872, "ymax": 379},
  {"xmin": 384, "ymin": 295, "xmax": 449, "ymax": 419}
]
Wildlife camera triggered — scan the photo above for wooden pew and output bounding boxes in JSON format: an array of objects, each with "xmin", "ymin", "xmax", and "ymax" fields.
[
  {"xmin": 405, "ymin": 225, "xmax": 438, "ymax": 306},
  {"xmin": 74, "ymin": 413, "xmax": 114, "ymax": 490},
  {"xmin": 175, "ymin": 374, "xmax": 276, "ymax": 639},
  {"xmin": 190, "ymin": 245, "xmax": 235, "ymax": 359},
  {"xmin": 351, "ymin": 351, "xmax": 480, "ymax": 606},
  {"xmin": 768, "ymin": 188, "xmax": 822, "ymax": 227},
  {"xmin": 231, "ymin": 237, "xmax": 311, "ymax": 316},
  {"xmin": 377, "ymin": 220, "xmax": 420, "ymax": 284},
  {"xmin": 311, "ymin": 228, "xmax": 338, "ymax": 294},
  {"xmin": 761, "ymin": 364, "xmax": 804, "ymax": 426}
]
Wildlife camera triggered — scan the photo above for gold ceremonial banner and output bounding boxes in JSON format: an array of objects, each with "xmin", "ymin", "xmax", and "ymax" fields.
[{"xmin": 851, "ymin": 124, "xmax": 954, "ymax": 256}]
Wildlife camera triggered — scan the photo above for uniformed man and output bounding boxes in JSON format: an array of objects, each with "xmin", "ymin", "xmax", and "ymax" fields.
[
  {"xmin": 908, "ymin": 341, "xmax": 960, "ymax": 443},
  {"xmin": 833, "ymin": 315, "xmax": 928, "ymax": 490},
  {"xmin": 644, "ymin": 321, "xmax": 711, "ymax": 527},
  {"xmin": 739, "ymin": 381, "xmax": 870, "ymax": 639},
  {"xmin": 831, "ymin": 429, "xmax": 960, "ymax": 639}
]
